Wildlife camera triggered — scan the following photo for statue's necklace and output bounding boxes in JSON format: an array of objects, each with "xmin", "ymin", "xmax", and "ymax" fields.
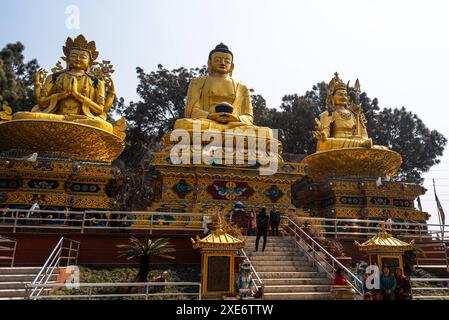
[{"xmin": 336, "ymin": 108, "xmax": 352, "ymax": 120}]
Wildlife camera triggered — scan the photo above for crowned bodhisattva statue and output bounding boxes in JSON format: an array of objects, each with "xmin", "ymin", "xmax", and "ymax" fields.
[
  {"xmin": 14, "ymin": 34, "xmax": 116, "ymax": 132},
  {"xmin": 313, "ymin": 73, "xmax": 377, "ymax": 151}
]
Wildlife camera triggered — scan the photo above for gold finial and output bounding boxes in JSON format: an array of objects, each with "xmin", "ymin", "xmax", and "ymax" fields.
[{"xmin": 63, "ymin": 34, "xmax": 99, "ymax": 61}]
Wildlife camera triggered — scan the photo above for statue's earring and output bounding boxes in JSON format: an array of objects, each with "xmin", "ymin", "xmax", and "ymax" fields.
[{"xmin": 230, "ymin": 63, "xmax": 234, "ymax": 77}]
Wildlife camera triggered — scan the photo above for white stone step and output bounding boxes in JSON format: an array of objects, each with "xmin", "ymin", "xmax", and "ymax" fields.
[
  {"xmin": 0, "ymin": 274, "xmax": 56, "ymax": 282},
  {"xmin": 0, "ymin": 267, "xmax": 41, "ymax": 274},
  {"xmin": 255, "ymin": 265, "xmax": 316, "ymax": 272},
  {"xmin": 0, "ymin": 289, "xmax": 28, "ymax": 298},
  {"xmin": 248, "ymin": 255, "xmax": 307, "ymax": 262},
  {"xmin": 247, "ymin": 250, "xmax": 304, "ymax": 257},
  {"xmin": 0, "ymin": 281, "xmax": 28, "ymax": 290},
  {"xmin": 264, "ymin": 292, "xmax": 331, "ymax": 300},
  {"xmin": 258, "ymin": 271, "xmax": 328, "ymax": 279},
  {"xmin": 264, "ymin": 284, "xmax": 331, "ymax": 293},
  {"xmin": 263, "ymin": 278, "xmax": 331, "ymax": 286},
  {"xmin": 251, "ymin": 260, "xmax": 312, "ymax": 267}
]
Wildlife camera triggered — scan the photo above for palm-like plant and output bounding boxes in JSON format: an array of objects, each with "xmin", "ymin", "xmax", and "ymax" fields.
[{"xmin": 117, "ymin": 237, "xmax": 176, "ymax": 282}]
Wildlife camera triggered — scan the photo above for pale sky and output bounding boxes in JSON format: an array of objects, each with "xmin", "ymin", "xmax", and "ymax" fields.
[{"xmin": 1, "ymin": 0, "xmax": 448, "ymax": 228}]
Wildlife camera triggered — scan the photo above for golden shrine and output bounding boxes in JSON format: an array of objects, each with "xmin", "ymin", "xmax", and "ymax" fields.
[
  {"xmin": 295, "ymin": 73, "xmax": 429, "ymax": 224},
  {"xmin": 140, "ymin": 44, "xmax": 308, "ymax": 228},
  {"xmin": 191, "ymin": 213, "xmax": 245, "ymax": 298},
  {"xmin": 355, "ymin": 224, "xmax": 415, "ymax": 270},
  {"xmin": 0, "ymin": 35, "xmax": 125, "ymax": 213}
]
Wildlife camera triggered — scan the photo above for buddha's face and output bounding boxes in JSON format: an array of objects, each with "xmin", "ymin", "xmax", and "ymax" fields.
[
  {"xmin": 68, "ymin": 49, "xmax": 91, "ymax": 71},
  {"xmin": 209, "ymin": 52, "xmax": 233, "ymax": 75},
  {"xmin": 332, "ymin": 89, "xmax": 349, "ymax": 107}
]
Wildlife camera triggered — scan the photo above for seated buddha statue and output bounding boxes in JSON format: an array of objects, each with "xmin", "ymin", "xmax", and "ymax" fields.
[
  {"xmin": 314, "ymin": 73, "xmax": 385, "ymax": 151},
  {"xmin": 13, "ymin": 34, "xmax": 115, "ymax": 132},
  {"xmin": 174, "ymin": 43, "xmax": 272, "ymax": 139}
]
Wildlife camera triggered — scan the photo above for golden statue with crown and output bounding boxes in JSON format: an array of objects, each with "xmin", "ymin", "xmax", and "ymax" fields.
[
  {"xmin": 0, "ymin": 35, "xmax": 125, "ymax": 162},
  {"xmin": 303, "ymin": 73, "xmax": 402, "ymax": 179}
]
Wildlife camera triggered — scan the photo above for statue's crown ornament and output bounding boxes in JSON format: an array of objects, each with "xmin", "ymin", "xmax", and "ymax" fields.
[
  {"xmin": 63, "ymin": 34, "xmax": 99, "ymax": 61},
  {"xmin": 328, "ymin": 72, "xmax": 348, "ymax": 94}
]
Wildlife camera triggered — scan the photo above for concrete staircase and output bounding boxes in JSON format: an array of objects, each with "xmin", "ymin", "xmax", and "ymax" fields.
[
  {"xmin": 244, "ymin": 236, "xmax": 332, "ymax": 300},
  {"xmin": 0, "ymin": 267, "xmax": 55, "ymax": 299}
]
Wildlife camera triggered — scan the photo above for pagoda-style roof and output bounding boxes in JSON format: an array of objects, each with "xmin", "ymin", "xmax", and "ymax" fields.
[
  {"xmin": 191, "ymin": 227, "xmax": 245, "ymax": 250},
  {"xmin": 355, "ymin": 225, "xmax": 414, "ymax": 253}
]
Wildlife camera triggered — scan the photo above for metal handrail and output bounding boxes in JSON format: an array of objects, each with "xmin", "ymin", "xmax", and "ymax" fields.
[
  {"xmin": 240, "ymin": 248, "xmax": 264, "ymax": 299},
  {"xmin": 25, "ymin": 281, "xmax": 202, "ymax": 300},
  {"xmin": 29, "ymin": 237, "xmax": 80, "ymax": 299},
  {"xmin": 283, "ymin": 217, "xmax": 364, "ymax": 297},
  {"xmin": 0, "ymin": 235, "xmax": 17, "ymax": 267}
]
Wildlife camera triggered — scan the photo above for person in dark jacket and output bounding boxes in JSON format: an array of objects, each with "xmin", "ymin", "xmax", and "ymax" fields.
[
  {"xmin": 395, "ymin": 267, "xmax": 411, "ymax": 300},
  {"xmin": 269, "ymin": 210, "xmax": 281, "ymax": 236},
  {"xmin": 255, "ymin": 208, "xmax": 269, "ymax": 252}
]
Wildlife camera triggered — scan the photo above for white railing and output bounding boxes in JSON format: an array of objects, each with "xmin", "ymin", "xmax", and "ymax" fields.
[
  {"xmin": 26, "ymin": 281, "xmax": 202, "ymax": 300},
  {"xmin": 283, "ymin": 217, "xmax": 364, "ymax": 297},
  {"xmin": 0, "ymin": 235, "xmax": 17, "ymax": 267},
  {"xmin": 410, "ymin": 278, "xmax": 449, "ymax": 300},
  {"xmin": 283, "ymin": 216, "xmax": 448, "ymax": 241},
  {"xmin": 0, "ymin": 209, "xmax": 207, "ymax": 234},
  {"xmin": 28, "ymin": 237, "xmax": 80, "ymax": 299},
  {"xmin": 240, "ymin": 248, "xmax": 264, "ymax": 299}
]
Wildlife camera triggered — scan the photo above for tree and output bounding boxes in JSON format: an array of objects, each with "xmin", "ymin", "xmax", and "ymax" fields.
[
  {"xmin": 113, "ymin": 65, "xmax": 207, "ymax": 168},
  {"xmin": 0, "ymin": 42, "xmax": 39, "ymax": 111},
  {"xmin": 369, "ymin": 107, "xmax": 446, "ymax": 183},
  {"xmin": 117, "ymin": 237, "xmax": 175, "ymax": 282}
]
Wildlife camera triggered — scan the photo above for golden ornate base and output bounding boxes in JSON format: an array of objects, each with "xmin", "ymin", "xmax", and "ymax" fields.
[
  {"xmin": 0, "ymin": 119, "xmax": 124, "ymax": 162},
  {"xmin": 0, "ymin": 156, "xmax": 116, "ymax": 211},
  {"xmin": 133, "ymin": 151, "xmax": 308, "ymax": 228},
  {"xmin": 303, "ymin": 148, "xmax": 402, "ymax": 179}
]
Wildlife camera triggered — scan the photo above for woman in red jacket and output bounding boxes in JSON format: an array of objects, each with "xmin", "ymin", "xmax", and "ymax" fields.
[{"xmin": 333, "ymin": 267, "xmax": 349, "ymax": 285}]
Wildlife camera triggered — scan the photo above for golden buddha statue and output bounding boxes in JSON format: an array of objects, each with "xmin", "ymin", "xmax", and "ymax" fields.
[
  {"xmin": 174, "ymin": 43, "xmax": 272, "ymax": 138},
  {"xmin": 314, "ymin": 73, "xmax": 378, "ymax": 151},
  {"xmin": 13, "ymin": 34, "xmax": 115, "ymax": 132}
]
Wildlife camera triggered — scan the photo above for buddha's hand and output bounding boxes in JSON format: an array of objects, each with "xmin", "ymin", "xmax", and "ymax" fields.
[
  {"xmin": 313, "ymin": 118, "xmax": 327, "ymax": 140},
  {"xmin": 208, "ymin": 112, "xmax": 239, "ymax": 123},
  {"xmin": 35, "ymin": 69, "xmax": 47, "ymax": 87},
  {"xmin": 71, "ymin": 78, "xmax": 85, "ymax": 103}
]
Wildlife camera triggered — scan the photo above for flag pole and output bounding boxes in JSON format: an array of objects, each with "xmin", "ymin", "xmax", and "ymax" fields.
[{"xmin": 433, "ymin": 179, "xmax": 444, "ymax": 240}]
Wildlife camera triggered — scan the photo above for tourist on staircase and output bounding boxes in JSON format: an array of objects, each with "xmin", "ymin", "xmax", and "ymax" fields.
[
  {"xmin": 333, "ymin": 267, "xmax": 349, "ymax": 285},
  {"xmin": 269, "ymin": 209, "xmax": 281, "ymax": 237},
  {"xmin": 255, "ymin": 208, "xmax": 269, "ymax": 252},
  {"xmin": 248, "ymin": 208, "xmax": 257, "ymax": 236},
  {"xmin": 380, "ymin": 265, "xmax": 397, "ymax": 300},
  {"xmin": 394, "ymin": 268, "xmax": 411, "ymax": 300}
]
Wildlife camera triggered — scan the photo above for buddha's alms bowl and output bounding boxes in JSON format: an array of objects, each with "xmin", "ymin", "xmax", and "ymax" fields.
[{"xmin": 215, "ymin": 103, "xmax": 234, "ymax": 114}]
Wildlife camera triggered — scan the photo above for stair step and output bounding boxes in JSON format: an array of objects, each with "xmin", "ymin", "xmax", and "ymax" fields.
[
  {"xmin": 258, "ymin": 271, "xmax": 328, "ymax": 279},
  {"xmin": 264, "ymin": 284, "xmax": 331, "ymax": 293},
  {"xmin": 255, "ymin": 266, "xmax": 316, "ymax": 272},
  {"xmin": 0, "ymin": 289, "xmax": 28, "ymax": 298},
  {"xmin": 0, "ymin": 282, "xmax": 28, "ymax": 290},
  {"xmin": 0, "ymin": 274, "xmax": 57, "ymax": 282},
  {"xmin": 247, "ymin": 251, "xmax": 304, "ymax": 258},
  {"xmin": 244, "ymin": 247, "xmax": 299, "ymax": 252},
  {"xmin": 249, "ymin": 255, "xmax": 306, "ymax": 262},
  {"xmin": 263, "ymin": 278, "xmax": 330, "ymax": 286},
  {"xmin": 0, "ymin": 267, "xmax": 41, "ymax": 274},
  {"xmin": 263, "ymin": 292, "xmax": 331, "ymax": 300},
  {"xmin": 251, "ymin": 260, "xmax": 311, "ymax": 267}
]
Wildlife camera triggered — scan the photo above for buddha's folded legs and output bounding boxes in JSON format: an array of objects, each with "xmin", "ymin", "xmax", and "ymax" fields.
[
  {"xmin": 317, "ymin": 137, "xmax": 373, "ymax": 151},
  {"xmin": 174, "ymin": 118, "xmax": 273, "ymax": 139}
]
